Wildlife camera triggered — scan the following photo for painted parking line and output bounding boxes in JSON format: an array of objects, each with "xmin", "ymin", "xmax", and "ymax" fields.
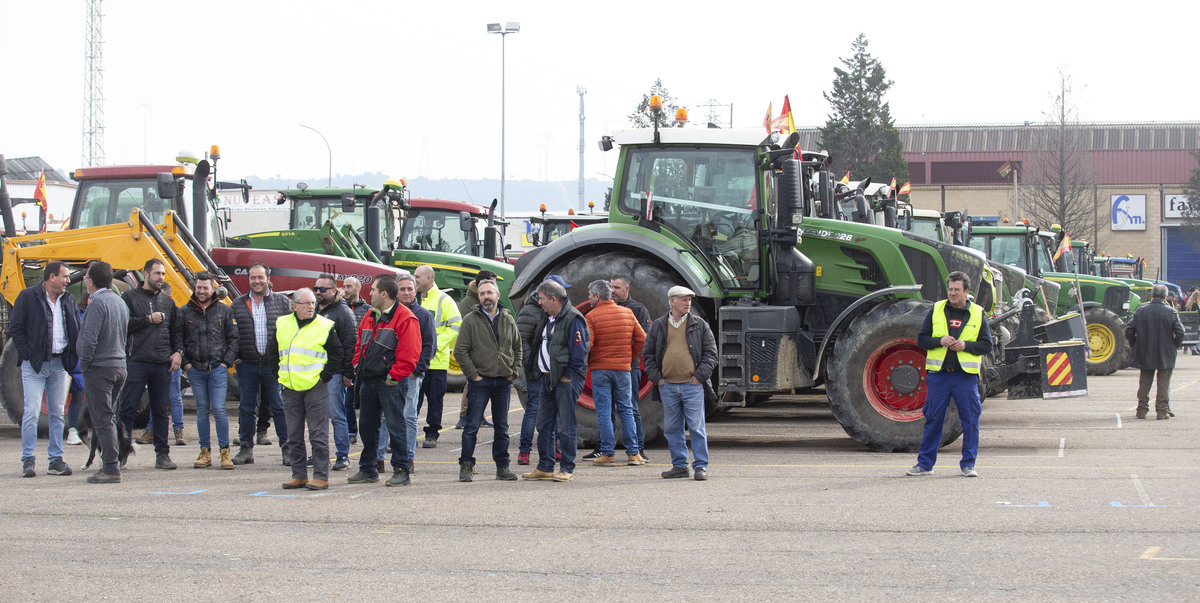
[
  {"xmin": 1140, "ymin": 547, "xmax": 1198, "ymax": 561},
  {"xmin": 148, "ymin": 489, "xmax": 207, "ymax": 495},
  {"xmin": 249, "ymin": 491, "xmax": 295, "ymax": 498},
  {"xmin": 997, "ymin": 501, "xmax": 1051, "ymax": 508},
  {"xmin": 1112, "ymin": 474, "xmax": 1166, "ymax": 508}
]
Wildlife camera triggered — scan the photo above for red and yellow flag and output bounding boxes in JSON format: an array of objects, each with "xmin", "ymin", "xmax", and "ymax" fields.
[
  {"xmin": 762, "ymin": 102, "xmax": 773, "ymax": 133},
  {"xmin": 1053, "ymin": 231, "xmax": 1071, "ymax": 261},
  {"xmin": 770, "ymin": 95, "xmax": 795, "ymax": 135},
  {"xmin": 839, "ymin": 172, "xmax": 850, "ymax": 185},
  {"xmin": 898, "ymin": 181, "xmax": 911, "ymax": 195},
  {"xmin": 889, "ymin": 177, "xmax": 897, "ymax": 189},
  {"xmin": 33, "ymin": 171, "xmax": 48, "ymax": 233}
]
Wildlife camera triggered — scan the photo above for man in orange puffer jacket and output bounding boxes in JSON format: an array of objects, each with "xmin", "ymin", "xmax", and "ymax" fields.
[{"xmin": 581, "ymin": 279, "xmax": 646, "ymax": 466}]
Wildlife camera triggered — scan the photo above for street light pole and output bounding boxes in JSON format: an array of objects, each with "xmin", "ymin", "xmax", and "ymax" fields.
[
  {"xmin": 299, "ymin": 123, "xmax": 332, "ymax": 187},
  {"xmin": 488, "ymin": 21, "xmax": 520, "ymax": 218}
]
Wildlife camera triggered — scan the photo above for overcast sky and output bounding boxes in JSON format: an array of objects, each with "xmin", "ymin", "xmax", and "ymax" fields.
[{"xmin": 3, "ymin": 1, "xmax": 1197, "ymax": 190}]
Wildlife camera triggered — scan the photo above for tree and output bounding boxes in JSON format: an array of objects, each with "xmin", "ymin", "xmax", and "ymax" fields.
[
  {"xmin": 818, "ymin": 34, "xmax": 908, "ymax": 186},
  {"xmin": 1178, "ymin": 150, "xmax": 1200, "ymax": 250},
  {"xmin": 628, "ymin": 79, "xmax": 683, "ymax": 128},
  {"xmin": 1024, "ymin": 71, "xmax": 1101, "ymax": 247}
]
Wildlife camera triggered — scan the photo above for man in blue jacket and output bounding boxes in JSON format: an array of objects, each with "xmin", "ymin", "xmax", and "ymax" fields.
[{"xmin": 9, "ymin": 260, "xmax": 79, "ymax": 478}]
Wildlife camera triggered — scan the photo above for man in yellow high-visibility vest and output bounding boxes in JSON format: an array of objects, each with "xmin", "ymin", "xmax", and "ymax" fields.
[
  {"xmin": 907, "ymin": 271, "xmax": 993, "ymax": 478},
  {"xmin": 267, "ymin": 288, "xmax": 344, "ymax": 490}
]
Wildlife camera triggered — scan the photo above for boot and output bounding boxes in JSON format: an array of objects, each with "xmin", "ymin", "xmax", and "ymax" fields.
[
  {"xmin": 135, "ymin": 429, "xmax": 154, "ymax": 445},
  {"xmin": 232, "ymin": 445, "xmax": 254, "ymax": 465},
  {"xmin": 256, "ymin": 431, "xmax": 271, "ymax": 445},
  {"xmin": 459, "ymin": 461, "xmax": 476, "ymax": 482},
  {"xmin": 194, "ymin": 447, "xmax": 211, "ymax": 468},
  {"xmin": 155, "ymin": 452, "xmax": 177, "ymax": 470},
  {"xmin": 219, "ymin": 447, "xmax": 234, "ymax": 470},
  {"xmin": 174, "ymin": 428, "xmax": 187, "ymax": 446}
]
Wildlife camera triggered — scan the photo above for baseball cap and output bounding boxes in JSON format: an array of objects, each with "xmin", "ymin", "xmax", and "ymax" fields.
[{"xmin": 544, "ymin": 274, "xmax": 571, "ymax": 289}]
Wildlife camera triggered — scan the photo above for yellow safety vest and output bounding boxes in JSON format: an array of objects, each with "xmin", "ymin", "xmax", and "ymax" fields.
[
  {"xmin": 925, "ymin": 300, "xmax": 984, "ymax": 374},
  {"xmin": 276, "ymin": 313, "xmax": 335, "ymax": 391},
  {"xmin": 421, "ymin": 288, "xmax": 462, "ymax": 370}
]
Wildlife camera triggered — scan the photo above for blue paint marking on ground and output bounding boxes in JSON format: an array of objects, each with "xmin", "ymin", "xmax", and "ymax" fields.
[
  {"xmin": 148, "ymin": 489, "xmax": 207, "ymax": 495},
  {"xmin": 250, "ymin": 491, "xmax": 296, "ymax": 498},
  {"xmin": 1110, "ymin": 502, "xmax": 1167, "ymax": 508},
  {"xmin": 997, "ymin": 501, "xmax": 1051, "ymax": 508}
]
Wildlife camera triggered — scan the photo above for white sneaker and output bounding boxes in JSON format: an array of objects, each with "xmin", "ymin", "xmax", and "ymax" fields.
[
  {"xmin": 905, "ymin": 465, "xmax": 933, "ymax": 476},
  {"xmin": 66, "ymin": 428, "xmax": 83, "ymax": 446}
]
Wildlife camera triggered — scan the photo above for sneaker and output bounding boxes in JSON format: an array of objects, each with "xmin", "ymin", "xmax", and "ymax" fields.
[
  {"xmin": 454, "ymin": 415, "xmax": 466, "ymax": 429},
  {"xmin": 422, "ymin": 438, "xmax": 437, "ymax": 449},
  {"xmin": 551, "ymin": 470, "xmax": 573, "ymax": 482},
  {"xmin": 961, "ymin": 466, "xmax": 978, "ymax": 478},
  {"xmin": 386, "ymin": 468, "xmax": 411, "ymax": 487},
  {"xmin": 66, "ymin": 428, "xmax": 83, "ymax": 446},
  {"xmin": 592, "ymin": 454, "xmax": 616, "ymax": 466},
  {"xmin": 87, "ymin": 472, "xmax": 121, "ymax": 484},
  {"xmin": 517, "ymin": 452, "xmax": 530, "ymax": 465},
  {"xmin": 232, "ymin": 446, "xmax": 254, "ymax": 465},
  {"xmin": 1157, "ymin": 413, "xmax": 1171, "ymax": 420},
  {"xmin": 256, "ymin": 432, "xmax": 272, "ymax": 445},
  {"xmin": 174, "ymin": 428, "xmax": 187, "ymax": 446},
  {"xmin": 480, "ymin": 418, "xmax": 493, "ymax": 428},
  {"xmin": 627, "ymin": 454, "xmax": 645, "ymax": 466},
  {"xmin": 332, "ymin": 457, "xmax": 350, "ymax": 471},
  {"xmin": 694, "ymin": 467, "xmax": 708, "ymax": 481},
  {"xmin": 347, "ymin": 470, "xmax": 380, "ymax": 484},
  {"xmin": 496, "ymin": 466, "xmax": 518, "ymax": 481},
  {"xmin": 661, "ymin": 466, "xmax": 689, "ymax": 479},
  {"xmin": 135, "ymin": 429, "xmax": 154, "ymax": 445},
  {"xmin": 22, "ymin": 458, "xmax": 35, "ymax": 478},
  {"xmin": 306, "ymin": 456, "xmax": 314, "ymax": 468},
  {"xmin": 522, "ymin": 469, "xmax": 556, "ymax": 481},
  {"xmin": 582, "ymin": 449, "xmax": 601, "ymax": 460},
  {"xmin": 905, "ymin": 465, "xmax": 933, "ymax": 476},
  {"xmin": 459, "ymin": 462, "xmax": 476, "ymax": 482},
  {"xmin": 155, "ymin": 453, "xmax": 178, "ymax": 470},
  {"xmin": 349, "ymin": 435, "xmax": 358, "ymax": 445}
]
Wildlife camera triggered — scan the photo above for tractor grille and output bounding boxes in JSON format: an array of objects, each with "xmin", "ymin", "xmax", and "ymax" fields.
[
  {"xmin": 840, "ymin": 247, "xmax": 887, "ymax": 292},
  {"xmin": 747, "ymin": 335, "xmax": 779, "ymax": 365}
]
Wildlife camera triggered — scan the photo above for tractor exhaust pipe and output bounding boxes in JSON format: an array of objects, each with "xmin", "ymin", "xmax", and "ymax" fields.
[{"xmin": 0, "ymin": 155, "xmax": 16, "ymax": 238}]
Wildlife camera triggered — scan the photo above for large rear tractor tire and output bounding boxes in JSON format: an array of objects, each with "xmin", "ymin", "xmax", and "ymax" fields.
[
  {"xmin": 516, "ymin": 250, "xmax": 684, "ymax": 448},
  {"xmin": 1084, "ymin": 307, "xmax": 1127, "ymax": 376},
  {"xmin": 826, "ymin": 299, "xmax": 964, "ymax": 453}
]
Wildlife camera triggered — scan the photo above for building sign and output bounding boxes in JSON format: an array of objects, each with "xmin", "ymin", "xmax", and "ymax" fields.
[
  {"xmin": 218, "ymin": 190, "xmax": 282, "ymax": 211},
  {"xmin": 1165, "ymin": 194, "xmax": 1198, "ymax": 219},
  {"xmin": 1111, "ymin": 194, "xmax": 1146, "ymax": 231}
]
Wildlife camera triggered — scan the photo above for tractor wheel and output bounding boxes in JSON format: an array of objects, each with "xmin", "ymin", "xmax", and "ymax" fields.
[
  {"xmin": 516, "ymin": 250, "xmax": 683, "ymax": 448},
  {"xmin": 1084, "ymin": 308, "xmax": 1127, "ymax": 376},
  {"xmin": 1, "ymin": 340, "xmax": 51, "ymax": 435},
  {"xmin": 826, "ymin": 299, "xmax": 963, "ymax": 452}
]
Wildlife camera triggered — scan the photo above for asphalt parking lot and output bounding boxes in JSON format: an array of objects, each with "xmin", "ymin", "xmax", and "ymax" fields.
[{"xmin": 2, "ymin": 359, "xmax": 1198, "ymax": 601}]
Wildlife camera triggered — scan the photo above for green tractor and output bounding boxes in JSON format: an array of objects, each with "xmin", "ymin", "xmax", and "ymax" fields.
[
  {"xmin": 964, "ymin": 223, "xmax": 1136, "ymax": 375},
  {"xmin": 232, "ymin": 181, "xmax": 515, "ymax": 304},
  {"xmin": 510, "ymin": 126, "xmax": 1083, "ymax": 452}
]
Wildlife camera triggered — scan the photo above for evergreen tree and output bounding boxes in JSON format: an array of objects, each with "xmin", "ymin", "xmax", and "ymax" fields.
[
  {"xmin": 628, "ymin": 79, "xmax": 683, "ymax": 128},
  {"xmin": 818, "ymin": 34, "xmax": 908, "ymax": 186}
]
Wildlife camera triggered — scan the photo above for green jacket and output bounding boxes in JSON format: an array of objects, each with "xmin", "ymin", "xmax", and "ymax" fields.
[{"xmin": 454, "ymin": 304, "xmax": 522, "ymax": 381}]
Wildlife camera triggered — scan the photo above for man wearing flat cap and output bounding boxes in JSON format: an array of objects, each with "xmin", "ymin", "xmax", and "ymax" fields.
[{"xmin": 641, "ymin": 285, "xmax": 717, "ymax": 481}]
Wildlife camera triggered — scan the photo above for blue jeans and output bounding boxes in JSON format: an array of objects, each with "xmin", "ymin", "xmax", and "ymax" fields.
[
  {"xmin": 916, "ymin": 371, "xmax": 981, "ymax": 471},
  {"xmin": 327, "ymin": 377, "xmax": 349, "ymax": 460},
  {"xmin": 593, "ymin": 369, "xmax": 638, "ymax": 456},
  {"xmin": 535, "ymin": 373, "xmax": 583, "ymax": 473},
  {"xmin": 344, "ymin": 383, "xmax": 358, "ymax": 438},
  {"xmin": 120, "ymin": 361, "xmax": 172, "ymax": 455},
  {"xmin": 660, "ymin": 381, "xmax": 708, "ymax": 470},
  {"xmin": 20, "ymin": 358, "xmax": 69, "ymax": 462},
  {"xmin": 188, "ymin": 367, "xmax": 230, "ymax": 449},
  {"xmin": 519, "ymin": 375, "xmax": 544, "ymax": 455},
  {"xmin": 358, "ymin": 379, "xmax": 407, "ymax": 472},
  {"xmin": 418, "ymin": 369, "xmax": 448, "ymax": 440},
  {"xmin": 236, "ymin": 362, "xmax": 287, "ymax": 449},
  {"xmin": 460, "ymin": 376, "xmax": 511, "ymax": 466},
  {"xmin": 146, "ymin": 368, "xmax": 184, "ymax": 432},
  {"xmin": 402, "ymin": 374, "xmax": 424, "ymax": 460},
  {"xmin": 630, "ymin": 367, "xmax": 644, "ymax": 450}
]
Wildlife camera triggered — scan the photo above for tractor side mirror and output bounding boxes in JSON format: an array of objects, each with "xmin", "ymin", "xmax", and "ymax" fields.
[
  {"xmin": 156, "ymin": 173, "xmax": 179, "ymax": 199},
  {"xmin": 341, "ymin": 192, "xmax": 356, "ymax": 213},
  {"xmin": 459, "ymin": 211, "xmax": 473, "ymax": 232}
]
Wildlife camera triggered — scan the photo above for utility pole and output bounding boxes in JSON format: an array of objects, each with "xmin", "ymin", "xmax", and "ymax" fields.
[
  {"xmin": 83, "ymin": 0, "xmax": 105, "ymax": 166},
  {"xmin": 577, "ymin": 86, "xmax": 587, "ymax": 211}
]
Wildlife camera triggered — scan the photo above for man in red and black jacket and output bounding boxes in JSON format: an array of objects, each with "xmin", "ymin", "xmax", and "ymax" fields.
[{"xmin": 347, "ymin": 274, "xmax": 422, "ymax": 486}]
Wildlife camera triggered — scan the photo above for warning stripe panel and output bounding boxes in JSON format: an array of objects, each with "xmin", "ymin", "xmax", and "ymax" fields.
[{"xmin": 1047, "ymin": 352, "xmax": 1073, "ymax": 386}]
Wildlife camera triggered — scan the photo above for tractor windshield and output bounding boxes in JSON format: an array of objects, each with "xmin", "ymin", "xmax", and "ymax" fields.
[
  {"xmin": 618, "ymin": 146, "xmax": 761, "ymax": 289},
  {"xmin": 400, "ymin": 208, "xmax": 477, "ymax": 256},
  {"xmin": 73, "ymin": 177, "xmax": 225, "ymax": 249},
  {"xmin": 293, "ymin": 198, "xmax": 364, "ymax": 233}
]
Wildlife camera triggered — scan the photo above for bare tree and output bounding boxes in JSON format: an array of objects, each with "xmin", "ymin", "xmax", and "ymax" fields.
[{"xmin": 1024, "ymin": 71, "xmax": 1101, "ymax": 247}]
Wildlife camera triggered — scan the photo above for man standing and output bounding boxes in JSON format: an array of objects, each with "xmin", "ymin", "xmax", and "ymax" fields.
[
  {"xmin": 643, "ymin": 286, "xmax": 717, "ymax": 481},
  {"xmin": 315, "ymin": 273, "xmax": 358, "ymax": 471},
  {"xmin": 396, "ymin": 272, "xmax": 435, "ymax": 471},
  {"xmin": 341, "ymin": 276, "xmax": 370, "ymax": 443},
  {"xmin": 454, "ymin": 279, "xmax": 521, "ymax": 482},
  {"xmin": 514, "ymin": 276, "xmax": 564, "ymax": 465},
  {"xmin": 583, "ymin": 280, "xmax": 646, "ymax": 467},
  {"xmin": 180, "ymin": 271, "xmax": 239, "ymax": 470},
  {"xmin": 9, "ymin": 260, "xmax": 79, "ymax": 477},
  {"xmin": 455, "ymin": 270, "xmax": 498, "ymax": 429},
  {"xmin": 77, "ymin": 261, "xmax": 129, "ymax": 483},
  {"xmin": 347, "ymin": 275, "xmax": 421, "ymax": 487},
  {"xmin": 1126, "ymin": 284, "xmax": 1185, "ymax": 420},
  {"xmin": 521, "ymin": 279, "xmax": 589, "ymax": 483},
  {"xmin": 267, "ymin": 289, "xmax": 343, "ymax": 490},
  {"xmin": 611, "ymin": 274, "xmax": 652, "ymax": 459},
  {"xmin": 907, "ymin": 271, "xmax": 994, "ymax": 477},
  {"xmin": 120, "ymin": 258, "xmax": 183, "ymax": 470},
  {"xmin": 230, "ymin": 262, "xmax": 292, "ymax": 465},
  {"xmin": 415, "ymin": 265, "xmax": 461, "ymax": 448}
]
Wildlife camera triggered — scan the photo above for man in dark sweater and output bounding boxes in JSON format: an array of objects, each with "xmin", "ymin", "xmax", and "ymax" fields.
[
  {"xmin": 908, "ymin": 271, "xmax": 994, "ymax": 478},
  {"xmin": 78, "ymin": 261, "xmax": 129, "ymax": 483},
  {"xmin": 119, "ymin": 258, "xmax": 183, "ymax": 470}
]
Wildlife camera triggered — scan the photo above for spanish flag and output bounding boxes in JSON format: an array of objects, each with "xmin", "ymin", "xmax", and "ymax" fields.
[
  {"xmin": 762, "ymin": 103, "xmax": 773, "ymax": 133},
  {"xmin": 1053, "ymin": 231, "xmax": 1071, "ymax": 262},
  {"xmin": 770, "ymin": 95, "xmax": 795, "ymax": 135},
  {"xmin": 839, "ymin": 172, "xmax": 850, "ymax": 185},
  {"xmin": 889, "ymin": 177, "xmax": 897, "ymax": 189},
  {"xmin": 33, "ymin": 171, "xmax": 48, "ymax": 233},
  {"xmin": 898, "ymin": 181, "xmax": 911, "ymax": 195}
]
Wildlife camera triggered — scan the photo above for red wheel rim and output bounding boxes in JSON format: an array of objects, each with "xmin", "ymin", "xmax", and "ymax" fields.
[{"xmin": 861, "ymin": 337, "xmax": 927, "ymax": 421}]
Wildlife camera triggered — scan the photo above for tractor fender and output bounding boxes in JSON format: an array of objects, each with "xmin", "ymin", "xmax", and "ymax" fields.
[
  {"xmin": 1063, "ymin": 300, "xmax": 1102, "ymax": 315},
  {"xmin": 510, "ymin": 230, "xmax": 717, "ymax": 302},
  {"xmin": 814, "ymin": 284, "xmax": 924, "ymax": 379}
]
